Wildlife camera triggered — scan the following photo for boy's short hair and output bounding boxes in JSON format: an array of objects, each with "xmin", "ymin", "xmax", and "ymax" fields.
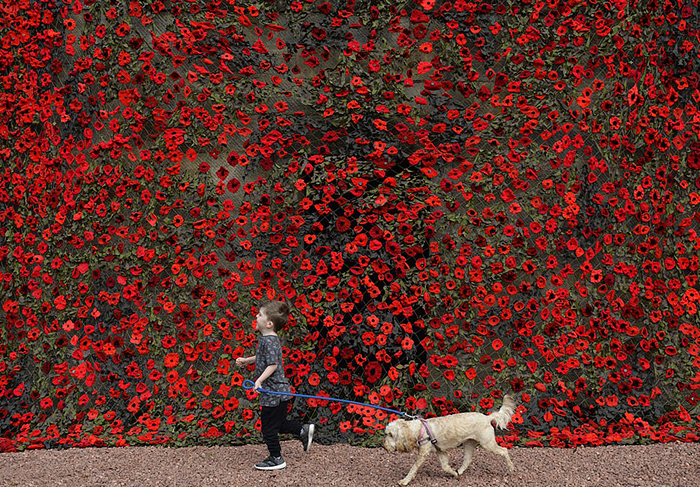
[{"xmin": 262, "ymin": 301, "xmax": 290, "ymax": 332}]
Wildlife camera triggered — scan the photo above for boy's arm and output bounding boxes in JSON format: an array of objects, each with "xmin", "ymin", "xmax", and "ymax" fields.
[
  {"xmin": 254, "ymin": 364, "xmax": 278, "ymax": 391},
  {"xmin": 235, "ymin": 355, "xmax": 256, "ymax": 367}
]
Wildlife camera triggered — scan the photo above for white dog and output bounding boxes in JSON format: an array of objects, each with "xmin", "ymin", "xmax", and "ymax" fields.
[{"xmin": 383, "ymin": 395, "xmax": 516, "ymax": 485}]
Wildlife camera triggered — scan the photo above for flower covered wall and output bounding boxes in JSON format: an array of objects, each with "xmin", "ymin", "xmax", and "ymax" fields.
[{"xmin": 1, "ymin": 0, "xmax": 700, "ymax": 451}]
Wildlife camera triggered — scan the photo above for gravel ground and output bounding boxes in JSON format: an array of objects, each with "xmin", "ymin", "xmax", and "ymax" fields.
[{"xmin": 1, "ymin": 441, "xmax": 699, "ymax": 487}]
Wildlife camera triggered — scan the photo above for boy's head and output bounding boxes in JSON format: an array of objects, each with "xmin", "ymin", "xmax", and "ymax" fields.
[{"xmin": 258, "ymin": 301, "xmax": 290, "ymax": 333}]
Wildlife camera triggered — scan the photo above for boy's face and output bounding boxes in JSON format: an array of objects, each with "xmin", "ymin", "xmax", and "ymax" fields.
[{"xmin": 255, "ymin": 308, "xmax": 272, "ymax": 332}]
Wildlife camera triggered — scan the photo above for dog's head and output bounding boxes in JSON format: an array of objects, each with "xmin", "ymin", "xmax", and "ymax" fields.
[{"xmin": 383, "ymin": 419, "xmax": 417, "ymax": 453}]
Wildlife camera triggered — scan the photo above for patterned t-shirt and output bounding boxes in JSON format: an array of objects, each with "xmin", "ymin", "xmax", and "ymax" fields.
[{"xmin": 255, "ymin": 334, "xmax": 292, "ymax": 407}]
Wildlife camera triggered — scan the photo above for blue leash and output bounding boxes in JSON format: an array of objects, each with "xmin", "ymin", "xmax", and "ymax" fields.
[{"xmin": 242, "ymin": 379, "xmax": 408, "ymax": 417}]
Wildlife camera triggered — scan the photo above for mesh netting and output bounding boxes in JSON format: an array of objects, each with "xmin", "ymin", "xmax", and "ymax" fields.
[{"xmin": 1, "ymin": 0, "xmax": 700, "ymax": 451}]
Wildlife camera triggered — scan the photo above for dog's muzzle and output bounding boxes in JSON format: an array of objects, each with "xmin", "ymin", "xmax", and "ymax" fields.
[{"xmin": 383, "ymin": 438, "xmax": 395, "ymax": 452}]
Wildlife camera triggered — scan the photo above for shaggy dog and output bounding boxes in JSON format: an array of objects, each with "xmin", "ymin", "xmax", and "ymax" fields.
[{"xmin": 383, "ymin": 395, "xmax": 516, "ymax": 485}]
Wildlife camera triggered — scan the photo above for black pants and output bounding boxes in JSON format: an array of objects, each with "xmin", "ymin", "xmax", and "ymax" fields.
[{"xmin": 260, "ymin": 401, "xmax": 301, "ymax": 458}]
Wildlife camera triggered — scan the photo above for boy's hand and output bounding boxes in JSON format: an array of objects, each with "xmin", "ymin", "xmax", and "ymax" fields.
[{"xmin": 235, "ymin": 357, "xmax": 248, "ymax": 367}]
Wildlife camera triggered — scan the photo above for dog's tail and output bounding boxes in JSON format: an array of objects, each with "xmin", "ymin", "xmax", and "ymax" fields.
[{"xmin": 489, "ymin": 395, "xmax": 517, "ymax": 429}]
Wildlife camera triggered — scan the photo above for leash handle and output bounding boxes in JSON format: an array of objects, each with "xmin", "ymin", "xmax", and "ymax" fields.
[{"xmin": 242, "ymin": 379, "xmax": 406, "ymax": 416}]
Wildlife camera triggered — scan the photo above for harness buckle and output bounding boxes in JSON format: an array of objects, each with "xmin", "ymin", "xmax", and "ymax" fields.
[{"xmin": 417, "ymin": 417, "xmax": 441, "ymax": 450}]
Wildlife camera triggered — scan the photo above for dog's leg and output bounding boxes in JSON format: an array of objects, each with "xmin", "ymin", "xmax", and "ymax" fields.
[
  {"xmin": 398, "ymin": 447, "xmax": 431, "ymax": 486},
  {"xmin": 457, "ymin": 439, "xmax": 477, "ymax": 476},
  {"xmin": 436, "ymin": 451, "xmax": 459, "ymax": 478},
  {"xmin": 481, "ymin": 438, "xmax": 515, "ymax": 472}
]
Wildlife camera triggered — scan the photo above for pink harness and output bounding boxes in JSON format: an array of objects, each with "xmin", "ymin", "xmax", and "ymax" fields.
[{"xmin": 416, "ymin": 418, "xmax": 441, "ymax": 450}]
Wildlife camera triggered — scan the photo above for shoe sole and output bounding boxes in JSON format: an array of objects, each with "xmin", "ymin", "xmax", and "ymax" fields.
[
  {"xmin": 303, "ymin": 424, "xmax": 315, "ymax": 452},
  {"xmin": 255, "ymin": 462, "xmax": 286, "ymax": 471}
]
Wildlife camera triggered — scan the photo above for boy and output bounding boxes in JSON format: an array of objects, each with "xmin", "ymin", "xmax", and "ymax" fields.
[{"xmin": 235, "ymin": 301, "xmax": 315, "ymax": 470}]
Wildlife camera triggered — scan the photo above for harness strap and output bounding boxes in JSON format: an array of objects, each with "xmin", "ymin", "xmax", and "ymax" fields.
[{"xmin": 416, "ymin": 418, "xmax": 440, "ymax": 450}]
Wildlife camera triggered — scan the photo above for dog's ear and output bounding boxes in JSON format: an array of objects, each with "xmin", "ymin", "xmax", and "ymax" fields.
[{"xmin": 394, "ymin": 420, "xmax": 418, "ymax": 453}]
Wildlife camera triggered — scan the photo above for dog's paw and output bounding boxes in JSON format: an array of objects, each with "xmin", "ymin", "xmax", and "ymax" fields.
[{"xmin": 398, "ymin": 479, "xmax": 410, "ymax": 486}]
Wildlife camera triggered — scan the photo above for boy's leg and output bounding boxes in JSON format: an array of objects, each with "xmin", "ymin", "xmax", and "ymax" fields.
[
  {"xmin": 278, "ymin": 401, "xmax": 302, "ymax": 436},
  {"xmin": 260, "ymin": 403, "xmax": 286, "ymax": 458},
  {"xmin": 278, "ymin": 401, "xmax": 315, "ymax": 452}
]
